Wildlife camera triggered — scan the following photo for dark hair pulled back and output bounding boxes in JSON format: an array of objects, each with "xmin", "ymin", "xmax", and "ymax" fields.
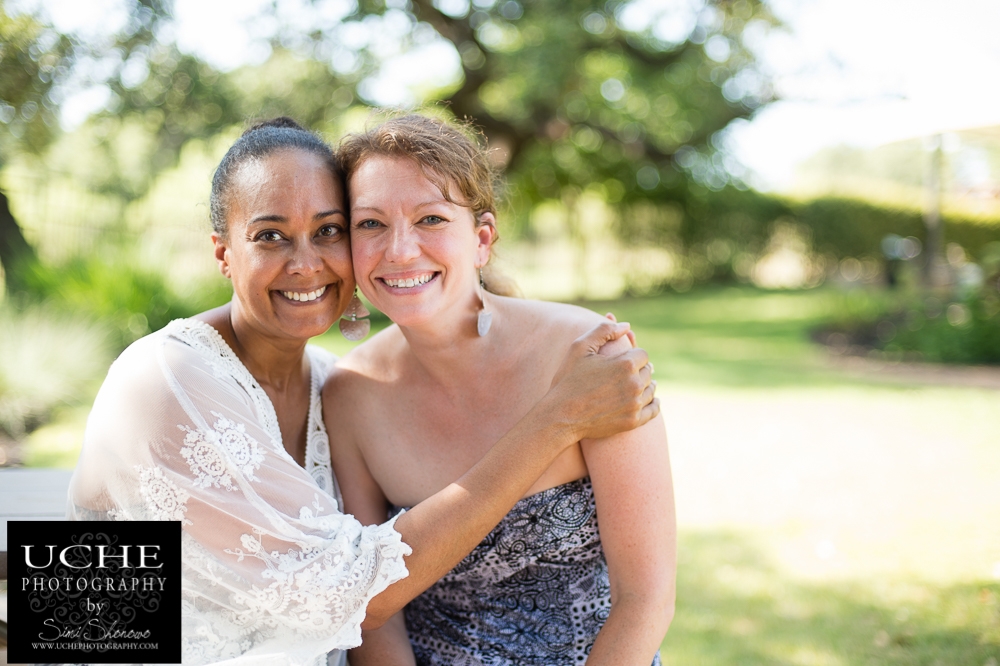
[{"xmin": 209, "ymin": 117, "xmax": 339, "ymax": 236}]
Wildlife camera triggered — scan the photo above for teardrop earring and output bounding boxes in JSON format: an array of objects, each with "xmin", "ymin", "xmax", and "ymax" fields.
[
  {"xmin": 339, "ymin": 290, "xmax": 371, "ymax": 341},
  {"xmin": 477, "ymin": 267, "xmax": 492, "ymax": 337}
]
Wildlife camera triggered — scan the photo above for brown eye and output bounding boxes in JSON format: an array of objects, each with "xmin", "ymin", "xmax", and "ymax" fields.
[
  {"xmin": 318, "ymin": 224, "xmax": 342, "ymax": 238},
  {"xmin": 255, "ymin": 230, "xmax": 282, "ymax": 242}
]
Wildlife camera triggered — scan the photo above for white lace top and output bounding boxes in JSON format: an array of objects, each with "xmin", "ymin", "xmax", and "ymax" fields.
[{"xmin": 68, "ymin": 319, "xmax": 411, "ymax": 666}]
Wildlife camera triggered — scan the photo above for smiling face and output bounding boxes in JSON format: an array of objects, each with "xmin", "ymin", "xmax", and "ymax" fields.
[
  {"xmin": 348, "ymin": 155, "xmax": 495, "ymax": 330},
  {"xmin": 213, "ymin": 148, "xmax": 354, "ymax": 343}
]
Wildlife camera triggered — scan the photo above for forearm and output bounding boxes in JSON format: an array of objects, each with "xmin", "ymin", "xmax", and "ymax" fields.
[
  {"xmin": 364, "ymin": 401, "xmax": 577, "ymax": 625},
  {"xmin": 586, "ymin": 595, "xmax": 674, "ymax": 665},
  {"xmin": 348, "ymin": 612, "xmax": 415, "ymax": 666}
]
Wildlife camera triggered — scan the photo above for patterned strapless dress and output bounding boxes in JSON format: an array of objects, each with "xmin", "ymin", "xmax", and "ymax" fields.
[{"xmin": 398, "ymin": 477, "xmax": 662, "ymax": 666}]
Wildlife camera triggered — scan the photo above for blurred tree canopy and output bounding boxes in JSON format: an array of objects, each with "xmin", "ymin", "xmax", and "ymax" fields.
[
  {"xmin": 2, "ymin": 0, "xmax": 783, "ymax": 291},
  {"xmin": 0, "ymin": 0, "xmax": 170, "ymax": 289},
  {"xmin": 0, "ymin": 0, "xmax": 72, "ymax": 288},
  {"xmin": 417, "ymin": 0, "xmax": 772, "ymax": 196},
  {"xmin": 300, "ymin": 0, "xmax": 777, "ymax": 240}
]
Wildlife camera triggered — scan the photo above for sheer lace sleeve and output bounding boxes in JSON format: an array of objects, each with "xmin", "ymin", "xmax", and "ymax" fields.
[{"xmin": 68, "ymin": 321, "xmax": 411, "ymax": 666}]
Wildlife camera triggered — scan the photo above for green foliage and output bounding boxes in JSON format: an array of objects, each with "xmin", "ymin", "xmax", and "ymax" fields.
[
  {"xmin": 792, "ymin": 196, "xmax": 1000, "ymax": 262},
  {"xmin": 22, "ymin": 253, "xmax": 231, "ymax": 350},
  {"xmin": 410, "ymin": 0, "xmax": 777, "ymax": 203},
  {"xmin": 864, "ymin": 288, "xmax": 1000, "ymax": 365},
  {"xmin": 0, "ymin": 306, "xmax": 112, "ymax": 439},
  {"xmin": 0, "ymin": 3, "xmax": 73, "ymax": 154},
  {"xmin": 75, "ymin": 50, "xmax": 243, "ymax": 200},
  {"xmin": 618, "ymin": 189, "xmax": 1000, "ymax": 289},
  {"xmin": 888, "ymin": 295, "xmax": 1000, "ymax": 364},
  {"xmin": 0, "ymin": 0, "xmax": 169, "ymax": 161},
  {"xmin": 819, "ymin": 279, "xmax": 1000, "ymax": 366}
]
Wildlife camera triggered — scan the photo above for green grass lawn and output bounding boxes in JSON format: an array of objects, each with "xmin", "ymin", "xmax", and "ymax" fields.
[
  {"xmin": 23, "ymin": 286, "xmax": 1000, "ymax": 664},
  {"xmin": 311, "ymin": 286, "xmax": 1000, "ymax": 664},
  {"xmin": 584, "ymin": 288, "xmax": 1000, "ymax": 665}
]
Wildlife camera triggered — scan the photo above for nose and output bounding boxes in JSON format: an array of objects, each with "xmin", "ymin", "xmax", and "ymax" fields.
[
  {"xmin": 287, "ymin": 237, "xmax": 324, "ymax": 275},
  {"xmin": 384, "ymin": 223, "xmax": 420, "ymax": 263}
]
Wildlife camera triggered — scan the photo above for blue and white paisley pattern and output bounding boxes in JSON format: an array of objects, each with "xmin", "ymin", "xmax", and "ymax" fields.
[{"xmin": 401, "ymin": 478, "xmax": 661, "ymax": 666}]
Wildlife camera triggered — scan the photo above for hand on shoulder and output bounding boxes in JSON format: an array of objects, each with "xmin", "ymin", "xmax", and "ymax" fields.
[{"xmin": 517, "ymin": 299, "xmax": 636, "ymax": 357}]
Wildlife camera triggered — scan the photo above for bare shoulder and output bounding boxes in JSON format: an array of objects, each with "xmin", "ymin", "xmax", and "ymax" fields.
[
  {"xmin": 502, "ymin": 297, "xmax": 630, "ymax": 356},
  {"xmin": 322, "ymin": 324, "xmax": 405, "ymax": 414}
]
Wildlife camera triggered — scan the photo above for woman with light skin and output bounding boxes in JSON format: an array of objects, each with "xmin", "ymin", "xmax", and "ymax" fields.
[
  {"xmin": 326, "ymin": 115, "xmax": 676, "ymax": 666},
  {"xmin": 68, "ymin": 118, "xmax": 659, "ymax": 666}
]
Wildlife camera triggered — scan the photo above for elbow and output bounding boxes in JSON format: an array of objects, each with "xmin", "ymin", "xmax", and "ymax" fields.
[
  {"xmin": 641, "ymin": 589, "xmax": 674, "ymax": 637},
  {"xmin": 359, "ymin": 597, "xmax": 395, "ymax": 631},
  {"xmin": 656, "ymin": 582, "xmax": 677, "ymax": 635},
  {"xmin": 360, "ymin": 608, "xmax": 391, "ymax": 631},
  {"xmin": 660, "ymin": 595, "xmax": 676, "ymax": 635},
  {"xmin": 618, "ymin": 586, "xmax": 675, "ymax": 637},
  {"xmin": 360, "ymin": 615, "xmax": 387, "ymax": 632}
]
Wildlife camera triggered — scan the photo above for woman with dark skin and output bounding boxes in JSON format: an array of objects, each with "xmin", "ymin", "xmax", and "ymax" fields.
[{"xmin": 68, "ymin": 119, "xmax": 659, "ymax": 666}]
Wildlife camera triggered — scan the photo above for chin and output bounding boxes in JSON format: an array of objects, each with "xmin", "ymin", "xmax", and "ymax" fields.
[
  {"xmin": 282, "ymin": 315, "xmax": 338, "ymax": 340},
  {"xmin": 377, "ymin": 306, "xmax": 434, "ymax": 330}
]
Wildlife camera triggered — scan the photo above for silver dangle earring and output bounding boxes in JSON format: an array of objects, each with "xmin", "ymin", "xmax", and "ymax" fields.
[
  {"xmin": 339, "ymin": 289, "xmax": 371, "ymax": 341},
  {"xmin": 477, "ymin": 267, "xmax": 492, "ymax": 337}
]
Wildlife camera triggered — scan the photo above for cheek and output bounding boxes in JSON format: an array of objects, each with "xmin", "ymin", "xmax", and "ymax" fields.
[
  {"xmin": 350, "ymin": 239, "xmax": 378, "ymax": 280},
  {"xmin": 329, "ymin": 244, "xmax": 354, "ymax": 279},
  {"xmin": 227, "ymin": 248, "xmax": 266, "ymax": 291}
]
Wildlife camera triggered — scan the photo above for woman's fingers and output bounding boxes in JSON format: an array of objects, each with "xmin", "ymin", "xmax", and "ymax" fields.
[
  {"xmin": 639, "ymin": 396, "xmax": 661, "ymax": 428},
  {"xmin": 548, "ymin": 323, "xmax": 659, "ymax": 439},
  {"xmin": 605, "ymin": 312, "xmax": 636, "ymax": 347},
  {"xmin": 622, "ymin": 347, "xmax": 650, "ymax": 374},
  {"xmin": 573, "ymin": 321, "xmax": 631, "ymax": 355}
]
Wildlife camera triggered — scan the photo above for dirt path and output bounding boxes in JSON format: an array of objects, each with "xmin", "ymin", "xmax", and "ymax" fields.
[{"xmin": 661, "ymin": 384, "xmax": 1000, "ymax": 584}]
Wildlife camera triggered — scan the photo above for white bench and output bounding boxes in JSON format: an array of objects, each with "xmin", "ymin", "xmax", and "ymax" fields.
[
  {"xmin": 0, "ymin": 468, "xmax": 73, "ymax": 579},
  {"xmin": 0, "ymin": 468, "xmax": 72, "ymax": 650}
]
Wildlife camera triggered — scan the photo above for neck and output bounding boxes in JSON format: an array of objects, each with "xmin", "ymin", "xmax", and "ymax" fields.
[
  {"xmin": 201, "ymin": 301, "xmax": 309, "ymax": 391},
  {"xmin": 396, "ymin": 291, "xmax": 500, "ymax": 387}
]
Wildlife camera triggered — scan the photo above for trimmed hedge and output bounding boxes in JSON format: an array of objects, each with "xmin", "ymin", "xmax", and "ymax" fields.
[
  {"xmin": 791, "ymin": 196, "xmax": 1000, "ymax": 262},
  {"xmin": 627, "ymin": 187, "xmax": 1000, "ymax": 265}
]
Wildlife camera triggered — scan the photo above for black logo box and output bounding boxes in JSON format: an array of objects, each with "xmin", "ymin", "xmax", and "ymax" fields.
[{"xmin": 7, "ymin": 521, "xmax": 181, "ymax": 664}]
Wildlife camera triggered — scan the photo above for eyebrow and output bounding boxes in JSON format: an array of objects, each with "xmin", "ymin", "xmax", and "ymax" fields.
[
  {"xmin": 351, "ymin": 199, "xmax": 450, "ymax": 214},
  {"xmin": 248, "ymin": 209, "xmax": 345, "ymax": 225}
]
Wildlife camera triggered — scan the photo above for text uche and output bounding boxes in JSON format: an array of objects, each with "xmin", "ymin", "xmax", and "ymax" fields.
[{"xmin": 22, "ymin": 545, "xmax": 163, "ymax": 569}]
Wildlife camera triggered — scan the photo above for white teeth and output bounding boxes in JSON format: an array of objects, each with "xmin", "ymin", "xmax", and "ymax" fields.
[
  {"xmin": 384, "ymin": 274, "xmax": 433, "ymax": 288},
  {"xmin": 281, "ymin": 285, "xmax": 327, "ymax": 302}
]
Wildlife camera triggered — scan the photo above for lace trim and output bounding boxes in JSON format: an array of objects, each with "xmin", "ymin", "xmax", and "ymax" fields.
[
  {"xmin": 305, "ymin": 348, "xmax": 338, "ymax": 501},
  {"xmin": 165, "ymin": 319, "xmax": 337, "ymax": 497},
  {"xmin": 165, "ymin": 319, "xmax": 283, "ymax": 453},
  {"xmin": 217, "ymin": 511, "xmax": 412, "ymax": 642},
  {"xmin": 179, "ymin": 514, "xmax": 409, "ymax": 664}
]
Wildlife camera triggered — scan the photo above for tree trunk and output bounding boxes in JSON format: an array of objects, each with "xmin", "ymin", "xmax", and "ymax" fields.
[{"xmin": 0, "ymin": 188, "xmax": 38, "ymax": 294}]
